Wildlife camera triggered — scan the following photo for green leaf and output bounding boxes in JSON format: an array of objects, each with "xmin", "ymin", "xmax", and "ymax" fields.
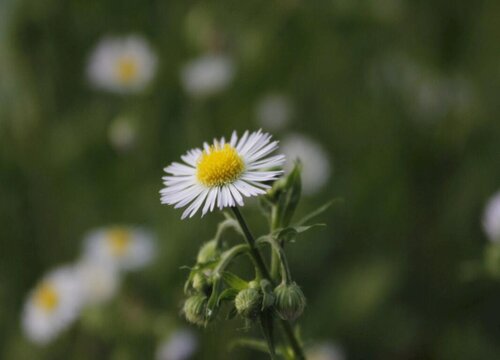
[
  {"xmin": 217, "ymin": 288, "xmax": 239, "ymax": 306},
  {"xmin": 259, "ymin": 310, "xmax": 277, "ymax": 359},
  {"xmin": 230, "ymin": 338, "xmax": 270, "ymax": 353},
  {"xmin": 260, "ymin": 280, "xmax": 276, "ymax": 310},
  {"xmin": 274, "ymin": 224, "xmax": 325, "ymax": 243},
  {"xmin": 205, "ymin": 276, "xmax": 222, "ymax": 321},
  {"xmin": 221, "ymin": 271, "xmax": 249, "ymax": 291},
  {"xmin": 296, "ymin": 198, "xmax": 342, "ymax": 226},
  {"xmin": 279, "ymin": 162, "xmax": 302, "ymax": 227}
]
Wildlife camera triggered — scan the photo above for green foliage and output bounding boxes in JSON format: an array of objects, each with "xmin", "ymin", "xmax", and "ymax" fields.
[{"xmin": 2, "ymin": 0, "xmax": 500, "ymax": 358}]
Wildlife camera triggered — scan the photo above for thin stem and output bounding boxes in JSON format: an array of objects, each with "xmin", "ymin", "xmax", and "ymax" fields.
[
  {"xmin": 231, "ymin": 206, "xmax": 306, "ymax": 360},
  {"xmin": 231, "ymin": 207, "xmax": 272, "ymax": 280},
  {"xmin": 270, "ymin": 205, "xmax": 281, "ymax": 280},
  {"xmin": 214, "ymin": 244, "xmax": 250, "ymax": 275}
]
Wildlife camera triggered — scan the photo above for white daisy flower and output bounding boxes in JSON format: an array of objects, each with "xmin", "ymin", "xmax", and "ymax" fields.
[
  {"xmin": 180, "ymin": 54, "xmax": 235, "ymax": 98},
  {"xmin": 306, "ymin": 342, "xmax": 345, "ymax": 360},
  {"xmin": 21, "ymin": 266, "xmax": 83, "ymax": 344},
  {"xmin": 483, "ymin": 191, "xmax": 500, "ymax": 243},
  {"xmin": 82, "ymin": 226, "xmax": 155, "ymax": 271},
  {"xmin": 255, "ymin": 93, "xmax": 293, "ymax": 131},
  {"xmin": 281, "ymin": 133, "xmax": 331, "ymax": 195},
  {"xmin": 155, "ymin": 329, "xmax": 198, "ymax": 360},
  {"xmin": 87, "ymin": 35, "xmax": 158, "ymax": 94},
  {"xmin": 75, "ymin": 260, "xmax": 120, "ymax": 306},
  {"xmin": 160, "ymin": 130, "xmax": 285, "ymax": 219}
]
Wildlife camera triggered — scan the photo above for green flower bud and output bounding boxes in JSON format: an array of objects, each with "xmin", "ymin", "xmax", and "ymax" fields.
[
  {"xmin": 196, "ymin": 240, "xmax": 219, "ymax": 264},
  {"xmin": 234, "ymin": 287, "xmax": 262, "ymax": 320},
  {"xmin": 183, "ymin": 294, "xmax": 208, "ymax": 326},
  {"xmin": 273, "ymin": 282, "xmax": 306, "ymax": 321},
  {"xmin": 192, "ymin": 272, "xmax": 211, "ymax": 294}
]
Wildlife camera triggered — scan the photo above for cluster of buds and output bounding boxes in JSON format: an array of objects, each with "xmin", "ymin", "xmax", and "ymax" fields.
[
  {"xmin": 181, "ymin": 164, "xmax": 313, "ymax": 328},
  {"xmin": 179, "ymin": 163, "xmax": 329, "ymax": 359}
]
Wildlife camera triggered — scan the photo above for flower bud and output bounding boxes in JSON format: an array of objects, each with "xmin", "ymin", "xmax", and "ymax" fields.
[
  {"xmin": 192, "ymin": 272, "xmax": 211, "ymax": 294},
  {"xmin": 273, "ymin": 282, "xmax": 306, "ymax": 321},
  {"xmin": 196, "ymin": 240, "xmax": 219, "ymax": 264},
  {"xmin": 234, "ymin": 286, "xmax": 262, "ymax": 320},
  {"xmin": 183, "ymin": 294, "xmax": 208, "ymax": 326}
]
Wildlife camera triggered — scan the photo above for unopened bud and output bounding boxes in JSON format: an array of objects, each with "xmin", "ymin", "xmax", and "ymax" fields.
[
  {"xmin": 196, "ymin": 240, "xmax": 219, "ymax": 264},
  {"xmin": 273, "ymin": 282, "xmax": 306, "ymax": 321},
  {"xmin": 234, "ymin": 286, "xmax": 262, "ymax": 320},
  {"xmin": 183, "ymin": 294, "xmax": 208, "ymax": 326},
  {"xmin": 192, "ymin": 272, "xmax": 211, "ymax": 294}
]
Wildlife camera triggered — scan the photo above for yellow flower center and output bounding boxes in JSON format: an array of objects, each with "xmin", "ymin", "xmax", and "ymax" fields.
[
  {"xmin": 196, "ymin": 144, "xmax": 245, "ymax": 187},
  {"xmin": 34, "ymin": 283, "xmax": 59, "ymax": 312},
  {"xmin": 116, "ymin": 57, "xmax": 138, "ymax": 84},
  {"xmin": 106, "ymin": 228, "xmax": 131, "ymax": 256}
]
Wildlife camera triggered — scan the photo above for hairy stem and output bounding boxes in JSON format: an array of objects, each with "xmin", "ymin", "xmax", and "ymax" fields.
[
  {"xmin": 231, "ymin": 206, "xmax": 306, "ymax": 360},
  {"xmin": 270, "ymin": 205, "xmax": 281, "ymax": 281}
]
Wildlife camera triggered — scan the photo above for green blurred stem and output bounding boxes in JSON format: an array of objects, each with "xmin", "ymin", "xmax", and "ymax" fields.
[
  {"xmin": 231, "ymin": 206, "xmax": 306, "ymax": 360},
  {"xmin": 270, "ymin": 205, "xmax": 281, "ymax": 281},
  {"xmin": 214, "ymin": 244, "xmax": 250, "ymax": 275}
]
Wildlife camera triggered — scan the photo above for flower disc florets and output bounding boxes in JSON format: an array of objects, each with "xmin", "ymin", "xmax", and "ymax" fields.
[{"xmin": 197, "ymin": 144, "xmax": 245, "ymax": 187}]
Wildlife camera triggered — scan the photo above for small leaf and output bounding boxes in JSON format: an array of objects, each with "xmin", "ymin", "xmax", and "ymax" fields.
[
  {"xmin": 222, "ymin": 272, "xmax": 249, "ymax": 291},
  {"xmin": 261, "ymin": 280, "xmax": 276, "ymax": 310},
  {"xmin": 230, "ymin": 338, "xmax": 270, "ymax": 353},
  {"xmin": 274, "ymin": 224, "xmax": 325, "ymax": 244},
  {"xmin": 296, "ymin": 198, "xmax": 342, "ymax": 226},
  {"xmin": 259, "ymin": 311, "xmax": 277, "ymax": 359},
  {"xmin": 280, "ymin": 162, "xmax": 302, "ymax": 227},
  {"xmin": 205, "ymin": 276, "xmax": 222, "ymax": 321},
  {"xmin": 217, "ymin": 288, "xmax": 239, "ymax": 306}
]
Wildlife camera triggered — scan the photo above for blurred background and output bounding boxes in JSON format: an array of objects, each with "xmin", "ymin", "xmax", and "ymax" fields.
[{"xmin": 1, "ymin": 0, "xmax": 500, "ymax": 359}]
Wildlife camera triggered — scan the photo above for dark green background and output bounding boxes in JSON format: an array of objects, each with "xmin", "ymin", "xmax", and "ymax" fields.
[{"xmin": 1, "ymin": 0, "xmax": 500, "ymax": 359}]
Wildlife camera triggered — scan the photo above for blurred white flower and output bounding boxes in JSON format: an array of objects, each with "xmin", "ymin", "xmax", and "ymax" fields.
[
  {"xmin": 255, "ymin": 93, "xmax": 293, "ymax": 131},
  {"xmin": 370, "ymin": 55, "xmax": 475, "ymax": 122},
  {"xmin": 156, "ymin": 329, "xmax": 198, "ymax": 360},
  {"xmin": 87, "ymin": 35, "xmax": 158, "ymax": 94},
  {"xmin": 307, "ymin": 342, "xmax": 345, "ymax": 360},
  {"xmin": 75, "ymin": 260, "xmax": 120, "ymax": 306},
  {"xmin": 22, "ymin": 266, "xmax": 83, "ymax": 344},
  {"xmin": 82, "ymin": 226, "xmax": 155, "ymax": 271},
  {"xmin": 483, "ymin": 191, "xmax": 500, "ymax": 242},
  {"xmin": 180, "ymin": 54, "xmax": 235, "ymax": 98},
  {"xmin": 108, "ymin": 115, "xmax": 137, "ymax": 153},
  {"xmin": 281, "ymin": 133, "xmax": 331, "ymax": 195}
]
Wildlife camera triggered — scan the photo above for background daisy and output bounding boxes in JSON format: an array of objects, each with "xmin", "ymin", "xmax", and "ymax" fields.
[
  {"xmin": 180, "ymin": 54, "xmax": 235, "ymax": 98},
  {"xmin": 483, "ymin": 191, "xmax": 500, "ymax": 243},
  {"xmin": 281, "ymin": 133, "xmax": 331, "ymax": 195},
  {"xmin": 82, "ymin": 226, "xmax": 156, "ymax": 271},
  {"xmin": 21, "ymin": 266, "xmax": 83, "ymax": 344},
  {"xmin": 75, "ymin": 260, "xmax": 121, "ymax": 306},
  {"xmin": 160, "ymin": 130, "xmax": 285, "ymax": 219},
  {"xmin": 87, "ymin": 35, "xmax": 158, "ymax": 94},
  {"xmin": 255, "ymin": 93, "xmax": 293, "ymax": 131},
  {"xmin": 155, "ymin": 329, "xmax": 198, "ymax": 360}
]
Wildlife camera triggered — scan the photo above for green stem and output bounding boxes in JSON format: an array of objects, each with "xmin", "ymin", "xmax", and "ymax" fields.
[
  {"xmin": 231, "ymin": 207, "xmax": 306, "ymax": 360},
  {"xmin": 214, "ymin": 244, "xmax": 250, "ymax": 275},
  {"xmin": 270, "ymin": 205, "xmax": 281, "ymax": 280},
  {"xmin": 263, "ymin": 236, "xmax": 293, "ymax": 285}
]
